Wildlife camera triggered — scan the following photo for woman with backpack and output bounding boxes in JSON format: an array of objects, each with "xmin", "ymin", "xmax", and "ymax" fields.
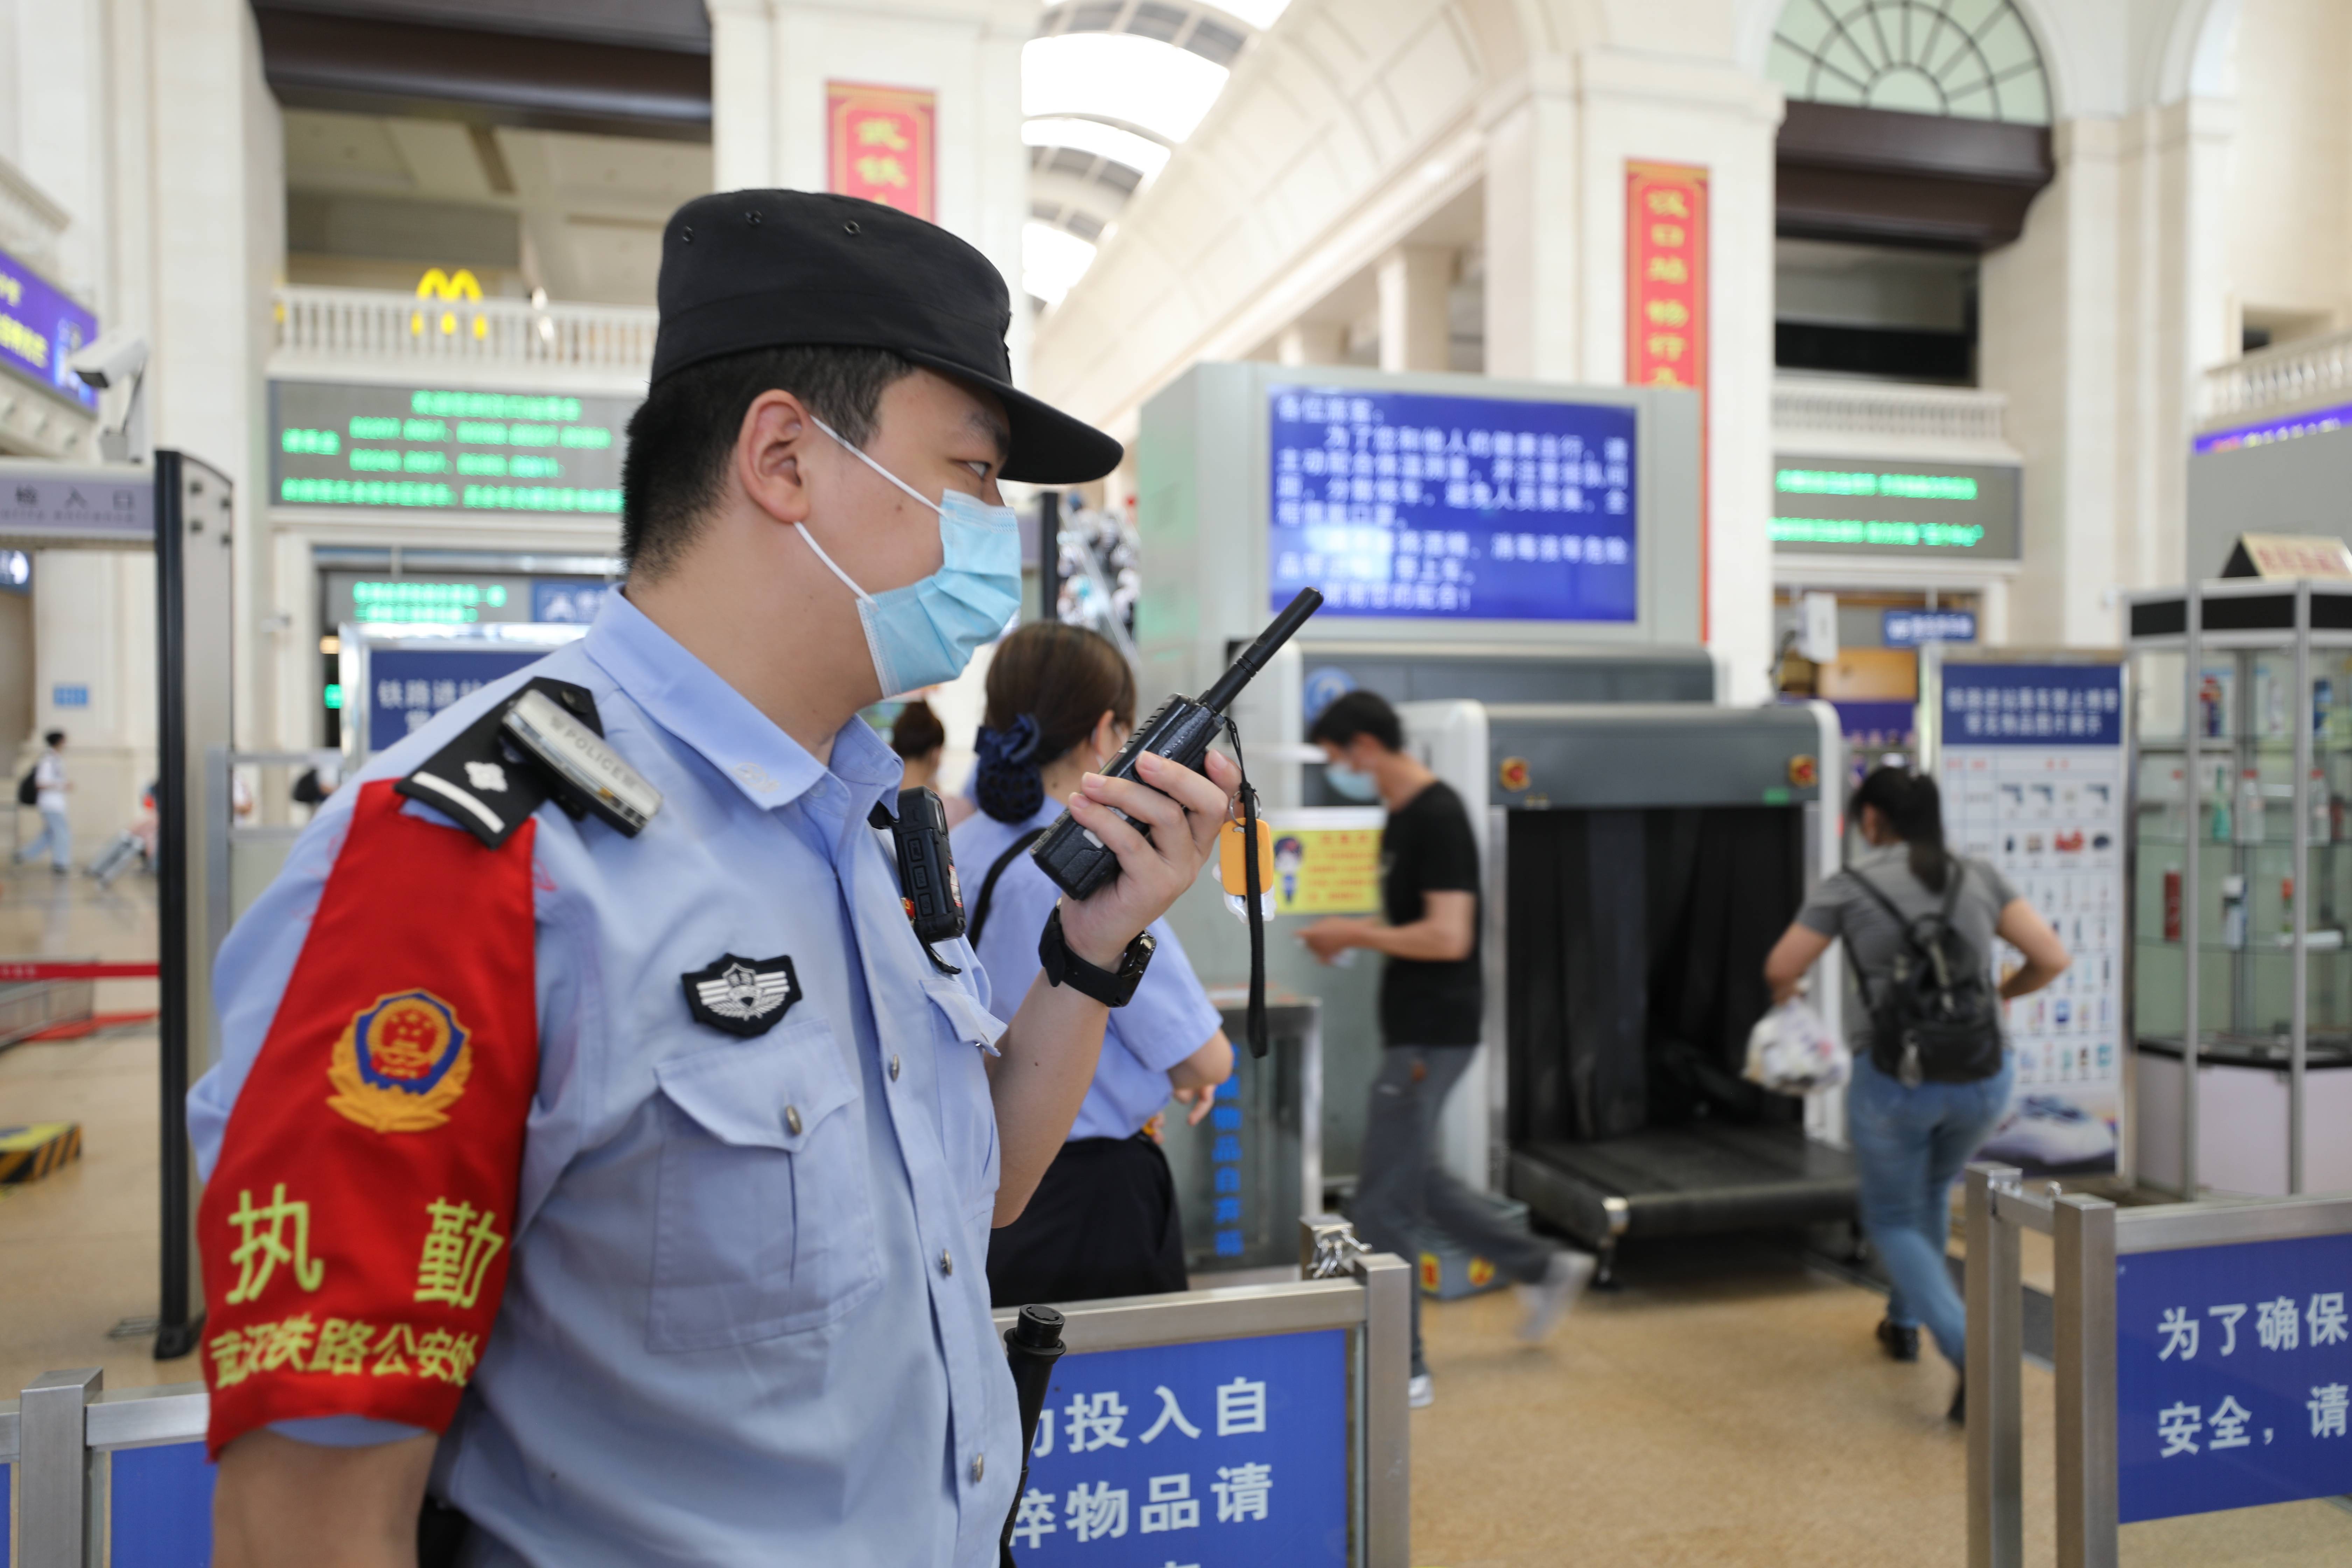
[
  {"xmin": 1763, "ymin": 766, "xmax": 2070, "ymax": 1422},
  {"xmin": 950, "ymin": 620, "xmax": 1234, "ymax": 1307}
]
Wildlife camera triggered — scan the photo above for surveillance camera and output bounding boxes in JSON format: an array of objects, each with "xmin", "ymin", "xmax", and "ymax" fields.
[{"xmin": 70, "ymin": 328, "xmax": 148, "ymax": 391}]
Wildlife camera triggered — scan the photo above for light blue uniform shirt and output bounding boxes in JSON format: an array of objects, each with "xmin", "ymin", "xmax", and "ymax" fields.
[
  {"xmin": 189, "ymin": 593, "xmax": 1018, "ymax": 1566},
  {"xmin": 951, "ymin": 802, "xmax": 1221, "ymax": 1141}
]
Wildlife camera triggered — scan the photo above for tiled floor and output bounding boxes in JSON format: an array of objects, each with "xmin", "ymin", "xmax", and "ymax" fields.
[{"xmin": 5, "ymin": 856, "xmax": 2348, "ymax": 1562}]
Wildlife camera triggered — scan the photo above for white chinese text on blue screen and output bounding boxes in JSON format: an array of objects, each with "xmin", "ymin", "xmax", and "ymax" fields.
[
  {"xmin": 1267, "ymin": 385, "xmax": 1638, "ymax": 623},
  {"xmin": 1011, "ymin": 1329, "xmax": 1348, "ymax": 1565},
  {"xmin": 2118, "ymin": 1232, "xmax": 2352, "ymax": 1521}
]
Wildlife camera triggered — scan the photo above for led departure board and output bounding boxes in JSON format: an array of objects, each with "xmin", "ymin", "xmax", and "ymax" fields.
[
  {"xmin": 1267, "ymin": 383, "xmax": 1638, "ymax": 623},
  {"xmin": 1769, "ymin": 456, "xmax": 2021, "ymax": 559},
  {"xmin": 271, "ymin": 382, "xmax": 637, "ymax": 515}
]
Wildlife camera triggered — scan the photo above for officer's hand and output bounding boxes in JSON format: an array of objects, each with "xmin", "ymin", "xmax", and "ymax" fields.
[{"xmin": 1057, "ymin": 748, "xmax": 1242, "ymax": 969}]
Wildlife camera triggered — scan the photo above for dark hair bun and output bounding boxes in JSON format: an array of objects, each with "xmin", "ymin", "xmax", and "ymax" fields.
[{"xmin": 973, "ymin": 715, "xmax": 1044, "ymax": 823}]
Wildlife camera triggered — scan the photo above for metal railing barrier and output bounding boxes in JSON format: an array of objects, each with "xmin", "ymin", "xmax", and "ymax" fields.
[
  {"xmin": 1967, "ymin": 1161, "xmax": 2352, "ymax": 1567},
  {"xmin": 2, "ymin": 1219, "xmax": 1410, "ymax": 1566}
]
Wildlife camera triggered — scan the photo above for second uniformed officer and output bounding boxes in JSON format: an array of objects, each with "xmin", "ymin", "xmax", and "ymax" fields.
[{"xmin": 187, "ymin": 190, "xmax": 1239, "ymax": 1566}]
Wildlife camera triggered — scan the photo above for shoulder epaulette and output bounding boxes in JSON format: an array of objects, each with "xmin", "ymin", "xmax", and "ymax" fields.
[{"xmin": 397, "ymin": 678, "xmax": 660, "ymax": 848}]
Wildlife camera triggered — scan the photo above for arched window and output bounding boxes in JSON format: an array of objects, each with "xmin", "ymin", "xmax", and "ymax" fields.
[{"xmin": 1770, "ymin": 0, "xmax": 2050, "ymax": 125}]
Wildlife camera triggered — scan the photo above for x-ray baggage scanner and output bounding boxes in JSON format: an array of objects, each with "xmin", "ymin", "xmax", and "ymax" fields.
[{"xmin": 1487, "ymin": 701, "xmax": 1857, "ymax": 1279}]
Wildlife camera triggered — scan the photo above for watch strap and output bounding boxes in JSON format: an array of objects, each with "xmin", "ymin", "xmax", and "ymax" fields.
[{"xmin": 1040, "ymin": 906, "xmax": 1154, "ymax": 1007}]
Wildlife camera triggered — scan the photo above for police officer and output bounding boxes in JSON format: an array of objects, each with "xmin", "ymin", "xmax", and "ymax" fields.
[{"xmin": 188, "ymin": 190, "xmax": 1239, "ymax": 1567}]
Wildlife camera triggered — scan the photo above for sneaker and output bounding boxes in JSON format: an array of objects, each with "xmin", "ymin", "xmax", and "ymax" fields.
[
  {"xmin": 1513, "ymin": 1250, "xmax": 1597, "ymax": 1343},
  {"xmin": 1407, "ymin": 1373, "xmax": 1434, "ymax": 1409},
  {"xmin": 1877, "ymin": 1319, "xmax": 1920, "ymax": 1362}
]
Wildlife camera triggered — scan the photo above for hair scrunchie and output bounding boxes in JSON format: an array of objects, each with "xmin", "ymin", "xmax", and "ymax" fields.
[{"xmin": 973, "ymin": 714, "xmax": 1045, "ymax": 823}]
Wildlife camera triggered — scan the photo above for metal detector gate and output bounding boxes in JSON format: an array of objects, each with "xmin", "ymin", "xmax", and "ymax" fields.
[{"xmin": 0, "ymin": 453, "xmax": 235, "ymax": 1361}]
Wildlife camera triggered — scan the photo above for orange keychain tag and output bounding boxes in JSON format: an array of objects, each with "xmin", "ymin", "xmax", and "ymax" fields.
[{"xmin": 1219, "ymin": 815, "xmax": 1277, "ymax": 922}]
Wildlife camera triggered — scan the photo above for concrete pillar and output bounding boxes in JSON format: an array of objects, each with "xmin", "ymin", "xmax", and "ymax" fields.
[
  {"xmin": 1983, "ymin": 120, "xmax": 2124, "ymax": 648},
  {"xmin": 1480, "ymin": 62, "xmax": 1581, "ymax": 383},
  {"xmin": 1562, "ymin": 51, "xmax": 1783, "ymax": 704},
  {"xmin": 1276, "ymin": 321, "xmax": 1349, "ymax": 366},
  {"xmin": 1376, "ymin": 245, "xmax": 1452, "ymax": 372},
  {"xmin": 708, "ymin": 0, "xmax": 1034, "ymax": 380}
]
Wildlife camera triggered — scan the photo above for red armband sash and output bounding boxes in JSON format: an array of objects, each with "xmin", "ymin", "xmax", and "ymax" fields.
[{"xmin": 197, "ymin": 780, "xmax": 538, "ymax": 1457}]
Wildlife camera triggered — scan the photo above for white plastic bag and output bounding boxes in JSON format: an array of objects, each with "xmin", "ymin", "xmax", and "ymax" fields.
[{"xmin": 1742, "ymin": 998, "xmax": 1850, "ymax": 1096}]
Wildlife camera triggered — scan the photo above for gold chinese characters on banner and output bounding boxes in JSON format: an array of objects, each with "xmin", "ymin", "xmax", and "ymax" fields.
[
  {"xmin": 827, "ymin": 82, "xmax": 937, "ymax": 222},
  {"xmin": 1625, "ymin": 159, "xmax": 1710, "ymax": 634}
]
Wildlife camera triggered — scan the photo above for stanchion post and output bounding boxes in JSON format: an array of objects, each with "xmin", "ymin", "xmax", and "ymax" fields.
[
  {"xmin": 1354, "ymin": 1250, "xmax": 1411, "ymax": 1568},
  {"xmin": 20, "ymin": 1366, "xmax": 102, "ymax": 1568},
  {"xmin": 2054, "ymin": 1195, "xmax": 2120, "ymax": 1568},
  {"xmin": 1966, "ymin": 1163, "xmax": 2024, "ymax": 1568}
]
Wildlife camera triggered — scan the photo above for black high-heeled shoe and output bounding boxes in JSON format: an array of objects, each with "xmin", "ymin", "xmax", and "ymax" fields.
[{"xmin": 1876, "ymin": 1318, "xmax": 1920, "ymax": 1362}]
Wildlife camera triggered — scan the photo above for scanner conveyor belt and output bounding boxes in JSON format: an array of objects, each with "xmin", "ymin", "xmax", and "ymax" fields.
[{"xmin": 1507, "ymin": 1124, "xmax": 1858, "ymax": 1262}]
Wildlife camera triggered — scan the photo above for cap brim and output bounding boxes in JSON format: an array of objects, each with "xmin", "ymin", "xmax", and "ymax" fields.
[{"xmin": 898, "ymin": 349, "xmax": 1124, "ymax": 485}]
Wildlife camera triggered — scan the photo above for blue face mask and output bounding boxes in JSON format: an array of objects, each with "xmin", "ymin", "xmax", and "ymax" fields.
[
  {"xmin": 798, "ymin": 417, "xmax": 1022, "ymax": 697},
  {"xmin": 1324, "ymin": 758, "xmax": 1380, "ymax": 802}
]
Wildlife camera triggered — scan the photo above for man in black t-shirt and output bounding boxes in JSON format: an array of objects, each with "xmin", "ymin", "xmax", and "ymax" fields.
[{"xmin": 1300, "ymin": 691, "xmax": 1592, "ymax": 1406}]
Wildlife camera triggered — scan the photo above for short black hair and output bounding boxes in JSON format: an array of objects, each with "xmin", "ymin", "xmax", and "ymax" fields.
[
  {"xmin": 43, "ymin": 730, "xmax": 63, "ymax": 747},
  {"xmin": 620, "ymin": 344, "xmax": 915, "ymax": 578},
  {"xmin": 1306, "ymin": 690, "xmax": 1401, "ymax": 752}
]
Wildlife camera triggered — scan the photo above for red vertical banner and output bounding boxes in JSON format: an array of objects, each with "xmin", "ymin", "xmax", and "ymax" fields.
[
  {"xmin": 1625, "ymin": 162, "xmax": 1710, "ymax": 637},
  {"xmin": 826, "ymin": 82, "xmax": 937, "ymax": 222}
]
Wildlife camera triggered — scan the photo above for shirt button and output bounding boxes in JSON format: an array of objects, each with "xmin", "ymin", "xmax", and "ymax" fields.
[
  {"xmin": 970, "ymin": 1453, "xmax": 985, "ymax": 1483},
  {"xmin": 939, "ymin": 1248, "xmax": 954, "ymax": 1276},
  {"xmin": 889, "ymin": 1054, "xmax": 901, "ymax": 1082},
  {"xmin": 784, "ymin": 1105, "xmax": 803, "ymax": 1136}
]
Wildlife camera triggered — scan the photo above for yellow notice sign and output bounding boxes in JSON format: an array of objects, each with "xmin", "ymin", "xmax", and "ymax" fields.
[{"xmin": 1264, "ymin": 808, "xmax": 1386, "ymax": 916}]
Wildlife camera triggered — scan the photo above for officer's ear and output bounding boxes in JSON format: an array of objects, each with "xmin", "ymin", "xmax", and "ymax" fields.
[{"xmin": 733, "ymin": 389, "xmax": 819, "ymax": 528}]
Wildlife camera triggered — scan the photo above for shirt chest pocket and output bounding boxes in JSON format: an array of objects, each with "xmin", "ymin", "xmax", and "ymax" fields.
[
  {"xmin": 924, "ymin": 983, "xmax": 1003, "ymax": 1239},
  {"xmin": 649, "ymin": 1018, "xmax": 882, "ymax": 1352}
]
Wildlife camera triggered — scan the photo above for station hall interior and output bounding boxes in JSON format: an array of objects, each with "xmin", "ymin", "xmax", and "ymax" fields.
[{"xmin": 11, "ymin": 0, "xmax": 2352, "ymax": 1563}]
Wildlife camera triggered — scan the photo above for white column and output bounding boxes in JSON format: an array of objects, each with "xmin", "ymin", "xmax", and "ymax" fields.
[
  {"xmin": 1982, "ymin": 118, "xmax": 2124, "ymax": 648},
  {"xmin": 1570, "ymin": 50, "xmax": 1783, "ymax": 702},
  {"xmin": 1376, "ymin": 245, "xmax": 1452, "ymax": 373},
  {"xmin": 707, "ymin": 0, "xmax": 778, "ymax": 192},
  {"xmin": 1480, "ymin": 62, "xmax": 1581, "ymax": 382},
  {"xmin": 1276, "ymin": 321, "xmax": 1348, "ymax": 366},
  {"xmin": 132, "ymin": 0, "xmax": 281, "ymax": 748},
  {"xmin": 711, "ymin": 1, "xmax": 1033, "ymax": 377}
]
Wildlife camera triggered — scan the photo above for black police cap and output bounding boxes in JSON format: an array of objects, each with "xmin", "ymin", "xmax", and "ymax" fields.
[{"xmin": 652, "ymin": 190, "xmax": 1122, "ymax": 485}]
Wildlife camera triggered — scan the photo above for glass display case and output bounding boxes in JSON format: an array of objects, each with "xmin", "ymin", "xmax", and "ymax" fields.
[{"xmin": 2127, "ymin": 580, "xmax": 2352, "ymax": 1197}]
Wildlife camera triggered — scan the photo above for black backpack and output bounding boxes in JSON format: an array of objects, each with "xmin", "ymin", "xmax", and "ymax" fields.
[
  {"xmin": 15, "ymin": 766, "xmax": 35, "ymax": 807},
  {"xmin": 1846, "ymin": 861, "xmax": 2004, "ymax": 1086}
]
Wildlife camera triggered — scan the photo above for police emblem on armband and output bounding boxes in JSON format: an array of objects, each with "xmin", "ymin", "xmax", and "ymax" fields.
[
  {"xmin": 327, "ymin": 989, "xmax": 474, "ymax": 1133},
  {"xmin": 680, "ymin": 953, "xmax": 800, "ymax": 1038}
]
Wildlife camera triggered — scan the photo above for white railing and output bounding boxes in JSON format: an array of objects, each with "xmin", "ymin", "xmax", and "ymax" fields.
[
  {"xmin": 274, "ymin": 286, "xmax": 657, "ymax": 380},
  {"xmin": 2200, "ymin": 327, "xmax": 2352, "ymax": 425},
  {"xmin": 1772, "ymin": 376, "xmax": 2008, "ymax": 444}
]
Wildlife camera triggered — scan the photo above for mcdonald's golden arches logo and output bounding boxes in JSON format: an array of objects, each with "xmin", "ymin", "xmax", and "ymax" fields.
[{"xmin": 412, "ymin": 268, "xmax": 487, "ymax": 340}]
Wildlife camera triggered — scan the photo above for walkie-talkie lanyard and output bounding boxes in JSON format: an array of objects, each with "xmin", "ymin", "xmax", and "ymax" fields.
[{"xmin": 1223, "ymin": 717, "xmax": 1270, "ymax": 1060}]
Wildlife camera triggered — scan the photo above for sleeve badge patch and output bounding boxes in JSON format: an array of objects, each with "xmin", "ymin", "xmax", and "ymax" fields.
[
  {"xmin": 680, "ymin": 954, "xmax": 800, "ymax": 1037},
  {"xmin": 327, "ymin": 990, "xmax": 475, "ymax": 1133}
]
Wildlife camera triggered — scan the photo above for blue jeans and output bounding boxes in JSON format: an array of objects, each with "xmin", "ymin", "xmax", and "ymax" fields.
[
  {"xmin": 19, "ymin": 807, "xmax": 69, "ymax": 870},
  {"xmin": 1847, "ymin": 1051, "xmax": 2016, "ymax": 1368}
]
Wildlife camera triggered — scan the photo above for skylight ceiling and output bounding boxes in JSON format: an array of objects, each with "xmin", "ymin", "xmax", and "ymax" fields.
[{"xmin": 1022, "ymin": 1, "xmax": 1288, "ymax": 310}]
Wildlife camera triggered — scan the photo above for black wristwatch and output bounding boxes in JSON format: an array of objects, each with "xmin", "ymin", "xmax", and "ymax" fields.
[{"xmin": 1039, "ymin": 906, "xmax": 1155, "ymax": 1007}]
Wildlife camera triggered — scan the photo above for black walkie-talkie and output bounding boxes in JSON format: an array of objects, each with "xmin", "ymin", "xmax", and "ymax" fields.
[{"xmin": 1031, "ymin": 588, "xmax": 1323, "ymax": 900}]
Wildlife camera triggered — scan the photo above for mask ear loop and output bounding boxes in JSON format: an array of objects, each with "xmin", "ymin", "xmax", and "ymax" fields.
[{"xmin": 1222, "ymin": 715, "xmax": 1269, "ymax": 1061}]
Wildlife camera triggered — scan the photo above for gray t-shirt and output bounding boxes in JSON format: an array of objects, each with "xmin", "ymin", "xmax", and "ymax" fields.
[{"xmin": 1797, "ymin": 845, "xmax": 2021, "ymax": 1050}]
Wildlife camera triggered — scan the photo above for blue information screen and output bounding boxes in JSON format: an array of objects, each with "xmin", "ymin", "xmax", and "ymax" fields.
[
  {"xmin": 1939, "ymin": 662, "xmax": 2123, "ymax": 747},
  {"xmin": 365, "ymin": 647, "xmax": 548, "ymax": 753},
  {"xmin": 1267, "ymin": 383, "xmax": 1637, "ymax": 623},
  {"xmin": 1013, "ymin": 1329, "xmax": 1348, "ymax": 1564},
  {"xmin": 2118, "ymin": 1232, "xmax": 2352, "ymax": 1521}
]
